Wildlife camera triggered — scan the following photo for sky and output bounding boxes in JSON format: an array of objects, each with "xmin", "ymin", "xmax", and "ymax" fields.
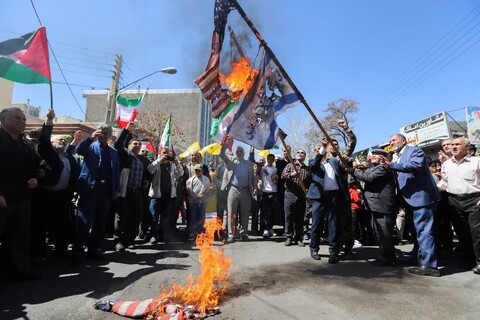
[{"xmin": 2, "ymin": 0, "xmax": 480, "ymax": 151}]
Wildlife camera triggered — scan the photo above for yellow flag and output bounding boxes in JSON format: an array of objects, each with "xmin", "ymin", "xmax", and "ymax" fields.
[
  {"xmin": 257, "ymin": 149, "xmax": 270, "ymax": 159},
  {"xmin": 201, "ymin": 143, "xmax": 222, "ymax": 156},
  {"xmin": 179, "ymin": 141, "xmax": 201, "ymax": 159}
]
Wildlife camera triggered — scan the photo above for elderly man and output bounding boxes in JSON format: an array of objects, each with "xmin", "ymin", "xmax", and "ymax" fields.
[
  {"xmin": 282, "ymin": 148, "xmax": 312, "ymax": 247},
  {"xmin": 0, "ymin": 108, "xmax": 38, "ymax": 280},
  {"xmin": 220, "ymin": 137, "xmax": 255, "ymax": 243},
  {"xmin": 438, "ymin": 137, "xmax": 480, "ymax": 274},
  {"xmin": 71, "ymin": 124, "xmax": 120, "ymax": 266},
  {"xmin": 382, "ymin": 134, "xmax": 440, "ymax": 276},
  {"xmin": 34, "ymin": 109, "xmax": 80, "ymax": 259},
  {"xmin": 348, "ymin": 149, "xmax": 398, "ymax": 266}
]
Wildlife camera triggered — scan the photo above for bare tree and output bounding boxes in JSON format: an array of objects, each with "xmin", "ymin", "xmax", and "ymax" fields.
[
  {"xmin": 136, "ymin": 109, "xmax": 186, "ymax": 148},
  {"xmin": 305, "ymin": 98, "xmax": 359, "ymax": 148}
]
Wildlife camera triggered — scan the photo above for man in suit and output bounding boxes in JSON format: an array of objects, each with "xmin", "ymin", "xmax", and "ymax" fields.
[
  {"xmin": 382, "ymin": 134, "xmax": 440, "ymax": 276},
  {"xmin": 348, "ymin": 149, "xmax": 398, "ymax": 266},
  {"xmin": 34, "ymin": 109, "xmax": 80, "ymax": 259},
  {"xmin": 307, "ymin": 138, "xmax": 347, "ymax": 264},
  {"xmin": 71, "ymin": 124, "xmax": 120, "ymax": 266},
  {"xmin": 220, "ymin": 137, "xmax": 256, "ymax": 243}
]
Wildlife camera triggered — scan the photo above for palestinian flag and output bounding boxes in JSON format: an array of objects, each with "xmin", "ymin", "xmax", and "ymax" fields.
[
  {"xmin": 116, "ymin": 92, "xmax": 145, "ymax": 128},
  {"xmin": 0, "ymin": 27, "xmax": 51, "ymax": 84}
]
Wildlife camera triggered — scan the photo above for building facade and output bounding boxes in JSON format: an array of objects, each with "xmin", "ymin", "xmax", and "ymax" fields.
[{"xmin": 83, "ymin": 88, "xmax": 212, "ymax": 151}]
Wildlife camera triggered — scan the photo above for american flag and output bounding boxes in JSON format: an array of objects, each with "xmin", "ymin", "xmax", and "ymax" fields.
[{"xmin": 195, "ymin": 0, "xmax": 237, "ymax": 119}]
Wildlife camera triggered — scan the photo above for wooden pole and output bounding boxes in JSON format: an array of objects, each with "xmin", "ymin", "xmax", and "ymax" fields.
[{"xmin": 232, "ymin": 0, "xmax": 348, "ymax": 166}]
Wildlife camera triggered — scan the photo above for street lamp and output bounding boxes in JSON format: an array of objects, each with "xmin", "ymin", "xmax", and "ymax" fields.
[
  {"xmin": 105, "ymin": 67, "xmax": 177, "ymax": 125},
  {"xmin": 117, "ymin": 67, "xmax": 177, "ymax": 91}
]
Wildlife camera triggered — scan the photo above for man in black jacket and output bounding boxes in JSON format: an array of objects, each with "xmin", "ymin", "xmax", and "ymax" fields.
[
  {"xmin": 0, "ymin": 108, "xmax": 38, "ymax": 281},
  {"xmin": 348, "ymin": 149, "xmax": 398, "ymax": 266}
]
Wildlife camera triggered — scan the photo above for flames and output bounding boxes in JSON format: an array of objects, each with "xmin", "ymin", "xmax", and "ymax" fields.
[
  {"xmin": 149, "ymin": 218, "xmax": 232, "ymax": 315},
  {"xmin": 220, "ymin": 56, "xmax": 258, "ymax": 101}
]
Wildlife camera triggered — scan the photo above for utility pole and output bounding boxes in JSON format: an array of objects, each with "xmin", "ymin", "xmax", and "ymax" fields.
[{"xmin": 105, "ymin": 54, "xmax": 123, "ymax": 125}]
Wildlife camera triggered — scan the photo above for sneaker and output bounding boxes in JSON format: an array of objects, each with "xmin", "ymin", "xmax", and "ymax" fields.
[
  {"xmin": 226, "ymin": 236, "xmax": 235, "ymax": 244},
  {"xmin": 269, "ymin": 228, "xmax": 277, "ymax": 237},
  {"xmin": 115, "ymin": 242, "xmax": 126, "ymax": 252},
  {"xmin": 328, "ymin": 255, "xmax": 340, "ymax": 264},
  {"xmin": 353, "ymin": 240, "xmax": 363, "ymax": 249},
  {"xmin": 150, "ymin": 236, "xmax": 158, "ymax": 244},
  {"xmin": 262, "ymin": 230, "xmax": 270, "ymax": 238}
]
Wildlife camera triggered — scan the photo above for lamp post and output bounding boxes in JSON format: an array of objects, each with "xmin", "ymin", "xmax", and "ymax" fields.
[{"xmin": 105, "ymin": 66, "xmax": 177, "ymax": 125}]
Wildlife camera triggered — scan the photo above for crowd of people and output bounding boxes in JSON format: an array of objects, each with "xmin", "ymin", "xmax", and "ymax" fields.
[{"xmin": 1, "ymin": 107, "xmax": 479, "ymax": 282}]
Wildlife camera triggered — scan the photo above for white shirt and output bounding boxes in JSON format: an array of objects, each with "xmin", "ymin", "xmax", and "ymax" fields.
[
  {"xmin": 437, "ymin": 155, "xmax": 480, "ymax": 195},
  {"xmin": 261, "ymin": 165, "xmax": 278, "ymax": 193},
  {"xmin": 50, "ymin": 154, "xmax": 71, "ymax": 191},
  {"xmin": 323, "ymin": 162, "xmax": 339, "ymax": 191}
]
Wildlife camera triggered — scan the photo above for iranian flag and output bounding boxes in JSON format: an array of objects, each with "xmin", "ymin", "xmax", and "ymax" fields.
[
  {"xmin": 158, "ymin": 113, "xmax": 172, "ymax": 153},
  {"xmin": 116, "ymin": 92, "xmax": 145, "ymax": 128},
  {"xmin": 0, "ymin": 26, "xmax": 51, "ymax": 84}
]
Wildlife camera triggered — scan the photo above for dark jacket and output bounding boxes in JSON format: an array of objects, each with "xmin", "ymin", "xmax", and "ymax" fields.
[
  {"xmin": 306, "ymin": 152, "xmax": 348, "ymax": 201},
  {"xmin": 352, "ymin": 164, "xmax": 398, "ymax": 214}
]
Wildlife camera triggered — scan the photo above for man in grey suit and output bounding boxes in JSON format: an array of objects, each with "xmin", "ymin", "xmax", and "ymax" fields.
[
  {"xmin": 220, "ymin": 137, "xmax": 255, "ymax": 243},
  {"xmin": 381, "ymin": 134, "xmax": 440, "ymax": 276},
  {"xmin": 348, "ymin": 149, "xmax": 398, "ymax": 266}
]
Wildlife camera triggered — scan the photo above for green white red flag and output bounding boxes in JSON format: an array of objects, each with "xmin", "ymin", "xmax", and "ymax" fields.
[
  {"xmin": 0, "ymin": 26, "xmax": 51, "ymax": 84},
  {"xmin": 158, "ymin": 113, "xmax": 172, "ymax": 153},
  {"xmin": 116, "ymin": 92, "xmax": 146, "ymax": 128}
]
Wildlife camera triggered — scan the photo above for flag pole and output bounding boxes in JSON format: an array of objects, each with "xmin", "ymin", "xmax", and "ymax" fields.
[
  {"xmin": 232, "ymin": 0, "xmax": 346, "ymax": 164},
  {"xmin": 49, "ymin": 81, "xmax": 53, "ymax": 110}
]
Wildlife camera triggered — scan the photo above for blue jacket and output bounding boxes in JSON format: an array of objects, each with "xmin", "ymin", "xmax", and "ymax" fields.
[
  {"xmin": 75, "ymin": 137, "xmax": 120, "ymax": 195},
  {"xmin": 389, "ymin": 145, "xmax": 439, "ymax": 207},
  {"xmin": 306, "ymin": 152, "xmax": 348, "ymax": 201}
]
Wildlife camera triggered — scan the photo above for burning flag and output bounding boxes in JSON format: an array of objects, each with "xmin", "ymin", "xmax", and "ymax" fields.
[
  {"xmin": 116, "ymin": 92, "xmax": 146, "ymax": 128},
  {"xmin": 227, "ymin": 49, "xmax": 301, "ymax": 149},
  {"xmin": 0, "ymin": 26, "xmax": 51, "ymax": 84},
  {"xmin": 195, "ymin": 0, "xmax": 237, "ymax": 118},
  {"xmin": 94, "ymin": 219, "xmax": 231, "ymax": 319}
]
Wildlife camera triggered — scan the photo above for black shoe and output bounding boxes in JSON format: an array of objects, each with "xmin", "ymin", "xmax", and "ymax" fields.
[
  {"xmin": 328, "ymin": 255, "xmax": 340, "ymax": 264},
  {"xmin": 472, "ymin": 265, "xmax": 480, "ymax": 275},
  {"xmin": 284, "ymin": 238, "xmax": 293, "ymax": 246},
  {"xmin": 115, "ymin": 242, "xmax": 126, "ymax": 252},
  {"xmin": 408, "ymin": 266, "xmax": 440, "ymax": 277},
  {"xmin": 138, "ymin": 231, "xmax": 146, "ymax": 240},
  {"xmin": 86, "ymin": 250, "xmax": 105, "ymax": 261},
  {"xmin": 370, "ymin": 259, "xmax": 396, "ymax": 267},
  {"xmin": 240, "ymin": 234, "xmax": 249, "ymax": 241},
  {"xmin": 310, "ymin": 249, "xmax": 321, "ymax": 260}
]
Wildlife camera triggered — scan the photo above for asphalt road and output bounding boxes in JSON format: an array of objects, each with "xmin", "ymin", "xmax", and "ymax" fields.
[{"xmin": 1, "ymin": 232, "xmax": 479, "ymax": 320}]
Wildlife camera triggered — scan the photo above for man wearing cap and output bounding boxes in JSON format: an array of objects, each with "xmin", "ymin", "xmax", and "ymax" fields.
[
  {"xmin": 382, "ymin": 134, "xmax": 440, "ymax": 276},
  {"xmin": 185, "ymin": 163, "xmax": 211, "ymax": 240},
  {"xmin": 220, "ymin": 137, "xmax": 256, "ymax": 243},
  {"xmin": 348, "ymin": 149, "xmax": 398, "ymax": 266},
  {"xmin": 71, "ymin": 124, "xmax": 121, "ymax": 266},
  {"xmin": 437, "ymin": 137, "xmax": 480, "ymax": 275}
]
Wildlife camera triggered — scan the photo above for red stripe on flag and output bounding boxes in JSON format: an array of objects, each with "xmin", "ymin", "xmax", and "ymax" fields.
[{"xmin": 125, "ymin": 301, "xmax": 142, "ymax": 316}]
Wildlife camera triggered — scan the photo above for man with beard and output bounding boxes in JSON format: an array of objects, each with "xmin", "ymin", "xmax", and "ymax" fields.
[
  {"xmin": 282, "ymin": 149, "xmax": 311, "ymax": 247},
  {"xmin": 347, "ymin": 149, "xmax": 398, "ymax": 266},
  {"xmin": 35, "ymin": 109, "xmax": 80, "ymax": 259},
  {"xmin": 381, "ymin": 134, "xmax": 440, "ymax": 276}
]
